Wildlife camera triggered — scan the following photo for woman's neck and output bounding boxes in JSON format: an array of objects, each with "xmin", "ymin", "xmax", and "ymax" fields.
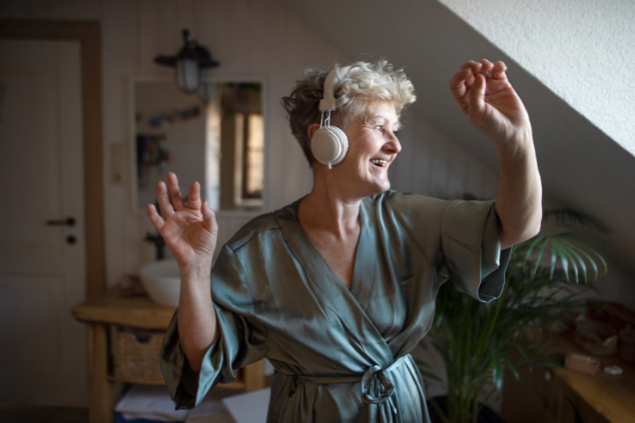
[{"xmin": 298, "ymin": 169, "xmax": 362, "ymax": 238}]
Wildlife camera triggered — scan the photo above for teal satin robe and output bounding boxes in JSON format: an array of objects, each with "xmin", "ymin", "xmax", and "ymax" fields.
[{"xmin": 161, "ymin": 191, "xmax": 512, "ymax": 423}]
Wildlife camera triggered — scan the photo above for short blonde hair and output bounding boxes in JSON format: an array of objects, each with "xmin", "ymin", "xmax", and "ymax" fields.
[{"xmin": 281, "ymin": 60, "xmax": 416, "ymax": 165}]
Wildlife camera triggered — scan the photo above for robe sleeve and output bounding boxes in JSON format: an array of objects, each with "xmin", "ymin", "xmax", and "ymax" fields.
[
  {"xmin": 160, "ymin": 244, "xmax": 268, "ymax": 410},
  {"xmin": 440, "ymin": 199, "xmax": 512, "ymax": 303}
]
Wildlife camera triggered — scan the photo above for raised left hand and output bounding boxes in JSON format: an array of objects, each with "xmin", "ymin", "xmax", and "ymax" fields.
[{"xmin": 449, "ymin": 59, "xmax": 531, "ymax": 145}]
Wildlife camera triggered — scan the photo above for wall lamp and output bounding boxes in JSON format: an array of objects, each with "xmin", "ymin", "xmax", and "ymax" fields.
[{"xmin": 154, "ymin": 29, "xmax": 219, "ymax": 94}]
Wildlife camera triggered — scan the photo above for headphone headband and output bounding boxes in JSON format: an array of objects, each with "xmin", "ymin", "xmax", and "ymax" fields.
[{"xmin": 319, "ymin": 66, "xmax": 353, "ymax": 112}]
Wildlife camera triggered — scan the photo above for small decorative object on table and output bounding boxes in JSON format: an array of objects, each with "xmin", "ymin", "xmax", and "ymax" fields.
[
  {"xmin": 565, "ymin": 352, "xmax": 600, "ymax": 376},
  {"xmin": 603, "ymin": 365, "xmax": 623, "ymax": 376},
  {"xmin": 574, "ymin": 315, "xmax": 618, "ymax": 356}
]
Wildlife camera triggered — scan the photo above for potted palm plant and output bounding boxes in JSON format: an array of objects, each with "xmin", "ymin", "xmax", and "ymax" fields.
[{"xmin": 417, "ymin": 205, "xmax": 609, "ymax": 423}]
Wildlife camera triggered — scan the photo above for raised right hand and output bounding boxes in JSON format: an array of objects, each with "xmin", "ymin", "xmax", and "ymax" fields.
[
  {"xmin": 449, "ymin": 59, "xmax": 531, "ymax": 146},
  {"xmin": 146, "ymin": 172, "xmax": 218, "ymax": 271}
]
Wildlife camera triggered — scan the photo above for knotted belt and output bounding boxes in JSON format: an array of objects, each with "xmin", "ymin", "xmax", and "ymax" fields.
[{"xmin": 285, "ymin": 355, "xmax": 409, "ymax": 423}]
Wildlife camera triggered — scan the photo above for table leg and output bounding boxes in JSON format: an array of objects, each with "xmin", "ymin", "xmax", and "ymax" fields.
[
  {"xmin": 243, "ymin": 360, "xmax": 265, "ymax": 392},
  {"xmin": 87, "ymin": 323, "xmax": 121, "ymax": 423}
]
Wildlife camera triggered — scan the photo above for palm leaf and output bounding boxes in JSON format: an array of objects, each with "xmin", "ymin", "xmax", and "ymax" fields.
[
  {"xmin": 502, "ymin": 355, "xmax": 520, "ymax": 380},
  {"xmin": 520, "ymin": 233, "xmax": 606, "ymax": 283},
  {"xmin": 489, "ymin": 348, "xmax": 503, "ymax": 392},
  {"xmin": 542, "ymin": 208, "xmax": 610, "ymax": 233}
]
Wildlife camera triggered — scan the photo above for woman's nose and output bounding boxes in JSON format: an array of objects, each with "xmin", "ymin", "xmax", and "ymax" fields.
[{"xmin": 383, "ymin": 133, "xmax": 401, "ymax": 155}]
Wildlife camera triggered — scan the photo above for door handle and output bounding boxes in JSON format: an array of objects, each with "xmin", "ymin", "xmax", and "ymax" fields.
[{"xmin": 47, "ymin": 217, "xmax": 76, "ymax": 227}]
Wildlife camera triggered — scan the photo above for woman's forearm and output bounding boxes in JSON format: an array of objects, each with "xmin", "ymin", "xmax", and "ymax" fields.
[
  {"xmin": 494, "ymin": 131, "xmax": 543, "ymax": 250},
  {"xmin": 177, "ymin": 263, "xmax": 219, "ymax": 373}
]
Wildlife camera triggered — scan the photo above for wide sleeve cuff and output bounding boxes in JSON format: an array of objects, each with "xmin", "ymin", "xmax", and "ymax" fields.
[
  {"xmin": 441, "ymin": 199, "xmax": 512, "ymax": 303},
  {"xmin": 160, "ymin": 308, "xmax": 235, "ymax": 410}
]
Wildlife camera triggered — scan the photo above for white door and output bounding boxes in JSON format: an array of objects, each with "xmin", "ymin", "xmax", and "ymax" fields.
[{"xmin": 0, "ymin": 40, "xmax": 87, "ymax": 407}]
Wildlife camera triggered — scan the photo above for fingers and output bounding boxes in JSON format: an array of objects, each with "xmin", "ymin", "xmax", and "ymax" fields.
[
  {"xmin": 449, "ymin": 70, "xmax": 470, "ymax": 106},
  {"xmin": 449, "ymin": 60, "xmax": 486, "ymax": 106},
  {"xmin": 458, "ymin": 60, "xmax": 479, "ymax": 71},
  {"xmin": 202, "ymin": 201, "xmax": 218, "ymax": 235},
  {"xmin": 449, "ymin": 62, "xmax": 478, "ymax": 91},
  {"xmin": 468, "ymin": 73, "xmax": 487, "ymax": 118},
  {"xmin": 477, "ymin": 58, "xmax": 494, "ymax": 73},
  {"xmin": 156, "ymin": 181, "xmax": 175, "ymax": 218},
  {"xmin": 490, "ymin": 61, "xmax": 508, "ymax": 80},
  {"xmin": 166, "ymin": 172, "xmax": 186, "ymax": 211},
  {"xmin": 450, "ymin": 59, "xmax": 502, "ymax": 113},
  {"xmin": 147, "ymin": 204, "xmax": 165, "ymax": 231},
  {"xmin": 450, "ymin": 59, "xmax": 495, "ymax": 88},
  {"xmin": 475, "ymin": 59, "xmax": 509, "ymax": 83},
  {"xmin": 187, "ymin": 182, "xmax": 202, "ymax": 211}
]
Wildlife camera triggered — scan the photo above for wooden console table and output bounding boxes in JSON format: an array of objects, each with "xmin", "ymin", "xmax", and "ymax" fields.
[
  {"xmin": 73, "ymin": 296, "xmax": 265, "ymax": 423},
  {"xmin": 501, "ymin": 331, "xmax": 635, "ymax": 423}
]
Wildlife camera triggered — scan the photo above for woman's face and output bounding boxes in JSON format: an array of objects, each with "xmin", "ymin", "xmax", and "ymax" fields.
[{"xmin": 339, "ymin": 101, "xmax": 402, "ymax": 197}]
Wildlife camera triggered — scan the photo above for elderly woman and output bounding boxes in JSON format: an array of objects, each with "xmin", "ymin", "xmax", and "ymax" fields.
[{"xmin": 152, "ymin": 59, "xmax": 542, "ymax": 422}]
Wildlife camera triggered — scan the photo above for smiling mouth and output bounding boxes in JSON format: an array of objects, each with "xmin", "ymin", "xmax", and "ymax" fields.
[{"xmin": 370, "ymin": 159, "xmax": 388, "ymax": 168}]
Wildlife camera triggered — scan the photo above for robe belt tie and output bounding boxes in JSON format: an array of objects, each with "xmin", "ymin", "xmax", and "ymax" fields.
[{"xmin": 285, "ymin": 355, "xmax": 409, "ymax": 423}]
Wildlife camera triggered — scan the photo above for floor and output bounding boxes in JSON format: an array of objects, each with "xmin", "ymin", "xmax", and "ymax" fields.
[{"xmin": 0, "ymin": 404, "xmax": 89, "ymax": 423}]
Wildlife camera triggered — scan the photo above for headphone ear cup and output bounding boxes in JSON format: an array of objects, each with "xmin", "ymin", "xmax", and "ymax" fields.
[
  {"xmin": 311, "ymin": 126, "xmax": 349, "ymax": 166},
  {"xmin": 327, "ymin": 126, "xmax": 348, "ymax": 165}
]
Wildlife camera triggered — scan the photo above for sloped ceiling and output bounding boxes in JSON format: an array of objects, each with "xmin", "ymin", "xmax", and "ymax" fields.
[
  {"xmin": 439, "ymin": 0, "xmax": 635, "ymax": 156},
  {"xmin": 276, "ymin": 0, "xmax": 635, "ymax": 290}
]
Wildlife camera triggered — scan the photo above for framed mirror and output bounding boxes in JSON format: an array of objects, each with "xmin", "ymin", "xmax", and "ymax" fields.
[{"xmin": 130, "ymin": 77, "xmax": 265, "ymax": 214}]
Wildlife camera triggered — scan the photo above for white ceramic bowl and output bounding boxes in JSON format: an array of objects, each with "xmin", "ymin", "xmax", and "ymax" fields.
[{"xmin": 138, "ymin": 260, "xmax": 181, "ymax": 307}]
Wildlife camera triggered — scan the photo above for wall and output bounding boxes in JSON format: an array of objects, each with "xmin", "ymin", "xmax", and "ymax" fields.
[
  {"xmin": 276, "ymin": 0, "xmax": 635, "ymax": 313},
  {"xmin": 433, "ymin": 0, "xmax": 635, "ymax": 309},
  {"xmin": 134, "ymin": 81, "xmax": 207, "ymax": 211},
  {"xmin": 0, "ymin": 0, "xmax": 499, "ymax": 288},
  {"xmin": 390, "ymin": 116, "xmax": 499, "ymax": 200},
  {"xmin": 437, "ymin": 0, "xmax": 635, "ymax": 155}
]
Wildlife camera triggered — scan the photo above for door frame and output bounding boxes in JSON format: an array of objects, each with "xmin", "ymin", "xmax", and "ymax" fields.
[{"xmin": 0, "ymin": 20, "xmax": 105, "ymax": 299}]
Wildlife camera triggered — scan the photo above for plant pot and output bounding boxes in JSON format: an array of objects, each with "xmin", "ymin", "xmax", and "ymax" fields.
[{"xmin": 427, "ymin": 396, "xmax": 505, "ymax": 423}]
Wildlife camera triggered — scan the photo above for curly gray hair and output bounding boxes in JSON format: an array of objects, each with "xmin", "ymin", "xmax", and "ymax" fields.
[{"xmin": 281, "ymin": 60, "xmax": 416, "ymax": 165}]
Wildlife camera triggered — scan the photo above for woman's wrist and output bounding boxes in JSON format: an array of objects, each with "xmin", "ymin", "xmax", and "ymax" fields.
[
  {"xmin": 495, "ymin": 127, "xmax": 534, "ymax": 159},
  {"xmin": 179, "ymin": 260, "xmax": 212, "ymax": 282}
]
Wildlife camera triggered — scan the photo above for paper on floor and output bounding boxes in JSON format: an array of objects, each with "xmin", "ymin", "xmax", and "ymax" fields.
[
  {"xmin": 222, "ymin": 388, "xmax": 271, "ymax": 423},
  {"xmin": 185, "ymin": 387, "xmax": 238, "ymax": 423},
  {"xmin": 114, "ymin": 385, "xmax": 189, "ymax": 422}
]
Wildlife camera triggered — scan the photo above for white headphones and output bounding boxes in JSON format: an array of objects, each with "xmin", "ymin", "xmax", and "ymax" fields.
[{"xmin": 311, "ymin": 66, "xmax": 355, "ymax": 168}]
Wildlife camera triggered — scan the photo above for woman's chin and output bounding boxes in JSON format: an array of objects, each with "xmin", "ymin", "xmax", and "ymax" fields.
[
  {"xmin": 375, "ymin": 173, "xmax": 392, "ymax": 191},
  {"xmin": 365, "ymin": 179, "xmax": 391, "ymax": 196},
  {"xmin": 378, "ymin": 181, "xmax": 391, "ymax": 193},
  {"xmin": 339, "ymin": 169, "xmax": 391, "ymax": 197}
]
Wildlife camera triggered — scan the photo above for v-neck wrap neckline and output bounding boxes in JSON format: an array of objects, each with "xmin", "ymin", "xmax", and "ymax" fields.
[
  {"xmin": 275, "ymin": 198, "xmax": 394, "ymax": 359},
  {"xmin": 278, "ymin": 196, "xmax": 371, "ymax": 295}
]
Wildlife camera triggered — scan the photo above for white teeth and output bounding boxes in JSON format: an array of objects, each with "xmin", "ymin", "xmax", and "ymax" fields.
[{"xmin": 371, "ymin": 159, "xmax": 388, "ymax": 167}]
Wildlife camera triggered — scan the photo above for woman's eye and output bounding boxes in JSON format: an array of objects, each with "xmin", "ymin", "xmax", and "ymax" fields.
[{"xmin": 374, "ymin": 125, "xmax": 384, "ymax": 132}]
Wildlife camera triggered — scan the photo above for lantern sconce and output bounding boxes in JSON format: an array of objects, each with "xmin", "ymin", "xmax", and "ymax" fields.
[{"xmin": 154, "ymin": 29, "xmax": 220, "ymax": 95}]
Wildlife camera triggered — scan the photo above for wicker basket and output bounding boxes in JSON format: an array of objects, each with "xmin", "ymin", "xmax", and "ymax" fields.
[{"xmin": 112, "ymin": 328, "xmax": 166, "ymax": 380}]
